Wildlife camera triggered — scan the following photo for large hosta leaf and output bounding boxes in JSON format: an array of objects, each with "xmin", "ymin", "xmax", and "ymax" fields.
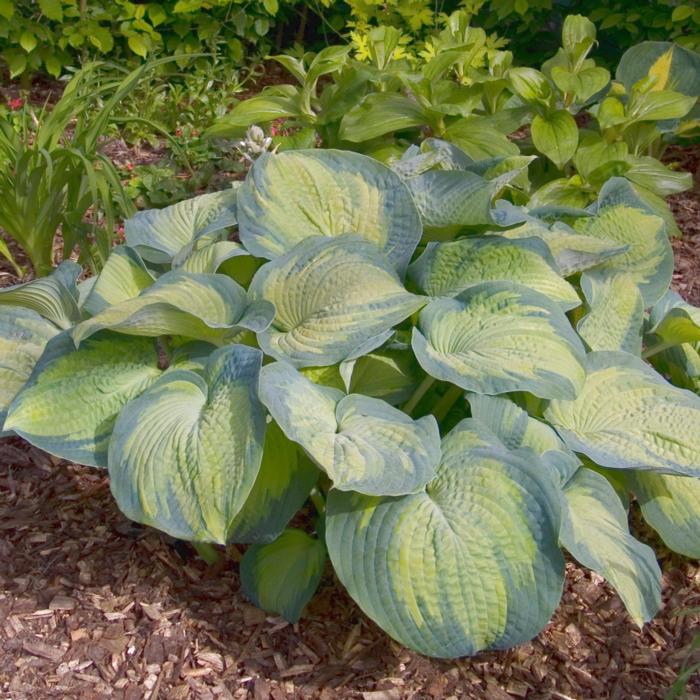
[
  {"xmin": 0, "ymin": 307, "xmax": 59, "ymax": 434},
  {"xmin": 412, "ymin": 282, "xmax": 585, "ymax": 399},
  {"xmin": 573, "ymin": 179, "xmax": 672, "ymax": 307},
  {"xmin": 238, "ymin": 150, "xmax": 422, "ymax": 272},
  {"xmin": 5, "ymin": 332, "xmax": 162, "ymax": 467},
  {"xmin": 629, "ymin": 472, "xmax": 700, "ymax": 558},
  {"xmin": 125, "ymin": 188, "xmax": 238, "ymax": 263},
  {"xmin": 577, "ymin": 273, "xmax": 644, "ymax": 354},
  {"xmin": 326, "ymin": 419, "xmax": 564, "ymax": 658},
  {"xmin": 82, "ymin": 246, "xmax": 155, "ymax": 316},
  {"xmin": 259, "ymin": 362, "xmax": 440, "ymax": 496},
  {"xmin": 250, "ymin": 236, "xmax": 424, "ymax": 367},
  {"xmin": 228, "ymin": 421, "xmax": 320, "ymax": 544},
  {"xmin": 109, "ymin": 345, "xmax": 266, "ymax": 543},
  {"xmin": 0, "ymin": 261, "xmax": 82, "ymax": 329},
  {"xmin": 646, "ymin": 290, "xmax": 700, "ymax": 349},
  {"xmin": 546, "ymin": 351, "xmax": 700, "ymax": 477},
  {"xmin": 408, "ymin": 237, "xmax": 580, "ymax": 310},
  {"xmin": 72, "ymin": 270, "xmax": 274, "ymax": 347},
  {"xmin": 560, "ymin": 468, "xmax": 661, "ymax": 625}
]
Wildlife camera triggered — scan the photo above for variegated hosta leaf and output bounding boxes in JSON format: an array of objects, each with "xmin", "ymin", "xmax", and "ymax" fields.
[
  {"xmin": 412, "ymin": 282, "xmax": 586, "ymax": 399},
  {"xmin": 560, "ymin": 468, "xmax": 661, "ymax": 625},
  {"xmin": 326, "ymin": 419, "xmax": 564, "ymax": 658},
  {"xmin": 650, "ymin": 342, "xmax": 700, "ymax": 394},
  {"xmin": 573, "ymin": 179, "xmax": 672, "ymax": 307},
  {"xmin": 238, "ymin": 150, "xmax": 422, "ymax": 272},
  {"xmin": 468, "ymin": 394, "xmax": 579, "ymax": 484},
  {"xmin": 646, "ymin": 290, "xmax": 700, "ymax": 349},
  {"xmin": 72, "ymin": 270, "xmax": 274, "ymax": 347},
  {"xmin": 259, "ymin": 362, "xmax": 440, "ymax": 496},
  {"xmin": 240, "ymin": 529, "xmax": 327, "ymax": 623},
  {"xmin": 176, "ymin": 240, "xmax": 249, "ymax": 275},
  {"xmin": 82, "ymin": 246, "xmax": 155, "ymax": 316},
  {"xmin": 408, "ymin": 237, "xmax": 580, "ymax": 310},
  {"xmin": 228, "ymin": 421, "xmax": 320, "ymax": 544},
  {"xmin": 4, "ymin": 332, "xmax": 162, "ymax": 467},
  {"xmin": 250, "ymin": 236, "xmax": 425, "ymax": 368},
  {"xmin": 0, "ymin": 261, "xmax": 82, "ymax": 329},
  {"xmin": 0, "ymin": 307, "xmax": 59, "ymax": 434},
  {"xmin": 577, "ymin": 273, "xmax": 644, "ymax": 355},
  {"xmin": 109, "ymin": 345, "xmax": 266, "ymax": 543},
  {"xmin": 629, "ymin": 471, "xmax": 700, "ymax": 558},
  {"xmin": 125, "ymin": 188, "xmax": 239, "ymax": 263},
  {"xmin": 499, "ymin": 223, "xmax": 628, "ymax": 276},
  {"xmin": 546, "ymin": 351, "xmax": 700, "ymax": 477}
]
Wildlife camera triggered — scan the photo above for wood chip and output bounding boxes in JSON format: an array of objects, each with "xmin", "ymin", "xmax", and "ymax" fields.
[{"xmin": 22, "ymin": 639, "xmax": 65, "ymax": 662}]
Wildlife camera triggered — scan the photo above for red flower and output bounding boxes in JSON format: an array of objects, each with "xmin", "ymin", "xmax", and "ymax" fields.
[
  {"xmin": 175, "ymin": 127, "xmax": 183, "ymax": 137},
  {"xmin": 8, "ymin": 97, "xmax": 24, "ymax": 111},
  {"xmin": 125, "ymin": 162, "xmax": 134, "ymax": 172}
]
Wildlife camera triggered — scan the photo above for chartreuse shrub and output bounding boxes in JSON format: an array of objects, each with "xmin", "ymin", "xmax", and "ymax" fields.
[{"xmin": 2, "ymin": 145, "xmax": 700, "ymax": 658}]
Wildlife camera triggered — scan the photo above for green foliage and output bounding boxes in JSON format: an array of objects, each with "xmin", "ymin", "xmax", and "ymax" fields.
[{"xmin": 2, "ymin": 144, "xmax": 700, "ymax": 657}]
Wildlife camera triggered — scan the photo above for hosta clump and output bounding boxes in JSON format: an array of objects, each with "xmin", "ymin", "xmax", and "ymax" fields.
[{"xmin": 2, "ymin": 146, "xmax": 700, "ymax": 659}]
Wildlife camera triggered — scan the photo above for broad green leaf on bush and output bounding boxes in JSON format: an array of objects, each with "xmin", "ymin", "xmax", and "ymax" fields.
[
  {"xmin": 646, "ymin": 291, "xmax": 700, "ymax": 350},
  {"xmin": 82, "ymin": 246, "xmax": 155, "ymax": 316},
  {"xmin": 250, "ymin": 236, "xmax": 424, "ymax": 367},
  {"xmin": 467, "ymin": 394, "xmax": 579, "ymax": 484},
  {"xmin": 573, "ymin": 180, "xmax": 673, "ymax": 307},
  {"xmin": 616, "ymin": 42, "xmax": 700, "ymax": 96},
  {"xmin": 412, "ymin": 282, "xmax": 585, "ymax": 399},
  {"xmin": 560, "ymin": 468, "xmax": 661, "ymax": 625},
  {"xmin": 628, "ymin": 90, "xmax": 697, "ymax": 124},
  {"xmin": 443, "ymin": 119, "xmax": 520, "ymax": 160},
  {"xmin": 402, "ymin": 170, "xmax": 497, "ymax": 228},
  {"xmin": 550, "ymin": 66, "xmax": 610, "ymax": 104},
  {"xmin": 326, "ymin": 418, "xmax": 564, "ymax": 658},
  {"xmin": 629, "ymin": 472, "xmax": 700, "ymax": 558},
  {"xmin": 625, "ymin": 157, "xmax": 693, "ymax": 198},
  {"xmin": 125, "ymin": 189, "xmax": 238, "ymax": 263},
  {"xmin": 408, "ymin": 237, "xmax": 580, "ymax": 309},
  {"xmin": 259, "ymin": 362, "xmax": 440, "ymax": 496},
  {"xmin": 238, "ymin": 150, "xmax": 422, "ymax": 271},
  {"xmin": 577, "ymin": 273, "xmax": 644, "ymax": 354},
  {"xmin": 546, "ymin": 351, "xmax": 700, "ymax": 477},
  {"xmin": 0, "ymin": 261, "xmax": 82, "ymax": 329},
  {"xmin": 531, "ymin": 111, "xmax": 579, "ymax": 170},
  {"xmin": 205, "ymin": 93, "xmax": 301, "ymax": 138},
  {"xmin": 228, "ymin": 421, "xmax": 319, "ymax": 544},
  {"xmin": 5, "ymin": 332, "xmax": 162, "ymax": 467},
  {"xmin": 240, "ymin": 529, "xmax": 326, "ymax": 623},
  {"xmin": 72, "ymin": 270, "xmax": 274, "ymax": 347},
  {"xmin": 0, "ymin": 307, "xmax": 59, "ymax": 434},
  {"xmin": 339, "ymin": 93, "xmax": 429, "ymax": 142},
  {"xmin": 108, "ymin": 345, "xmax": 266, "ymax": 543},
  {"xmin": 508, "ymin": 67, "xmax": 553, "ymax": 105}
]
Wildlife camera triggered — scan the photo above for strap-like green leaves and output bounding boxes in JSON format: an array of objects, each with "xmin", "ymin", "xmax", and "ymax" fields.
[
  {"xmin": 125, "ymin": 188, "xmax": 238, "ymax": 263},
  {"xmin": 240, "ymin": 529, "xmax": 327, "ymax": 623},
  {"xmin": 5, "ymin": 332, "xmax": 162, "ymax": 467},
  {"xmin": 0, "ymin": 307, "xmax": 59, "ymax": 434},
  {"xmin": 546, "ymin": 351, "xmax": 700, "ymax": 477},
  {"xmin": 412, "ymin": 282, "xmax": 586, "ymax": 399},
  {"xmin": 250, "ymin": 236, "xmax": 424, "ymax": 367},
  {"xmin": 629, "ymin": 472, "xmax": 700, "ymax": 559},
  {"xmin": 408, "ymin": 237, "xmax": 580, "ymax": 309},
  {"xmin": 326, "ymin": 419, "xmax": 564, "ymax": 658},
  {"xmin": 72, "ymin": 270, "xmax": 274, "ymax": 347},
  {"xmin": 238, "ymin": 150, "xmax": 422, "ymax": 272},
  {"xmin": 560, "ymin": 468, "xmax": 661, "ymax": 625},
  {"xmin": 109, "ymin": 345, "xmax": 266, "ymax": 543},
  {"xmin": 259, "ymin": 362, "xmax": 440, "ymax": 496}
]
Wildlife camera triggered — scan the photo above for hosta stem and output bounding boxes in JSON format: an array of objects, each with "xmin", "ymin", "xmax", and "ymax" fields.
[
  {"xmin": 193, "ymin": 542, "xmax": 220, "ymax": 566},
  {"xmin": 310, "ymin": 487, "xmax": 326, "ymax": 516},
  {"xmin": 431, "ymin": 385, "xmax": 463, "ymax": 423},
  {"xmin": 402, "ymin": 375, "xmax": 436, "ymax": 415},
  {"xmin": 642, "ymin": 340, "xmax": 675, "ymax": 360}
]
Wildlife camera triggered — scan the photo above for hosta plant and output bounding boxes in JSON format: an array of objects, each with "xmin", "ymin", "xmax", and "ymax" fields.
[{"xmin": 2, "ymin": 146, "xmax": 700, "ymax": 659}]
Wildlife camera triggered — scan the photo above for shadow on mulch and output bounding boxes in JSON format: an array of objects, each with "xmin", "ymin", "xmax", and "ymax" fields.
[{"xmin": 0, "ymin": 438, "xmax": 699, "ymax": 700}]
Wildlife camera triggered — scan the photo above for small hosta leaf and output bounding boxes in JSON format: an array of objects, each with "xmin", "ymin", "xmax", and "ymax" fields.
[
  {"xmin": 240, "ymin": 529, "xmax": 326, "ymax": 623},
  {"xmin": 259, "ymin": 362, "xmax": 440, "ymax": 496},
  {"xmin": 560, "ymin": 468, "xmax": 661, "ymax": 625},
  {"xmin": 546, "ymin": 351, "xmax": 700, "ymax": 477},
  {"xmin": 646, "ymin": 290, "xmax": 700, "ymax": 349},
  {"xmin": 412, "ymin": 282, "xmax": 586, "ymax": 399},
  {"xmin": 326, "ymin": 419, "xmax": 564, "ymax": 658},
  {"xmin": 238, "ymin": 150, "xmax": 422, "ymax": 272},
  {"xmin": 5, "ymin": 332, "xmax": 162, "ymax": 467},
  {"xmin": 109, "ymin": 345, "xmax": 266, "ymax": 543},
  {"xmin": 250, "ymin": 236, "xmax": 424, "ymax": 368}
]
